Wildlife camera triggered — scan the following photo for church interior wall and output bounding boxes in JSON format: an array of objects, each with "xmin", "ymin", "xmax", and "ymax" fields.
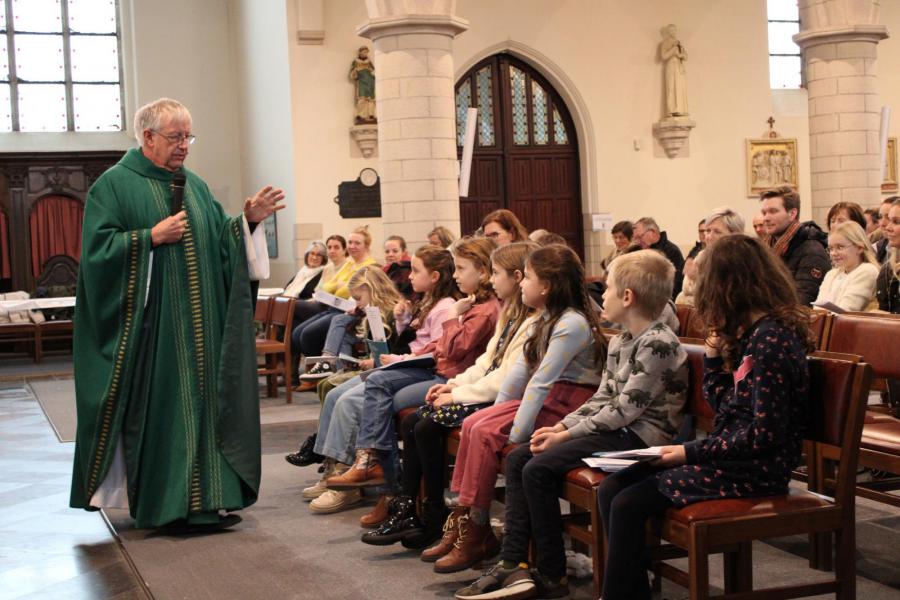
[{"xmin": 284, "ymin": 0, "xmax": 821, "ymax": 274}]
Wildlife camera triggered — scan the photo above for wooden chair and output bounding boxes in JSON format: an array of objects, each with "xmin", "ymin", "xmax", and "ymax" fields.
[
  {"xmin": 256, "ymin": 296, "xmax": 295, "ymax": 404},
  {"xmin": 825, "ymin": 312, "xmax": 900, "ymax": 508},
  {"xmin": 646, "ymin": 355, "xmax": 872, "ymax": 600},
  {"xmin": 0, "ymin": 321, "xmax": 39, "ymax": 362}
]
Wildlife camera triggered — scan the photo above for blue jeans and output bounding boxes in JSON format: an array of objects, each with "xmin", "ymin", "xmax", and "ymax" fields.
[
  {"xmin": 315, "ymin": 375, "xmax": 364, "ymax": 465},
  {"xmin": 291, "ymin": 308, "xmax": 338, "ymax": 357},
  {"xmin": 356, "ymin": 368, "xmax": 446, "ymax": 452},
  {"xmin": 322, "ymin": 313, "xmax": 360, "ymax": 358}
]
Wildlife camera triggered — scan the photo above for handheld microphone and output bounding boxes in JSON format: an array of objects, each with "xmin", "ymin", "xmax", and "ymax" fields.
[{"xmin": 171, "ymin": 173, "xmax": 186, "ymax": 215}]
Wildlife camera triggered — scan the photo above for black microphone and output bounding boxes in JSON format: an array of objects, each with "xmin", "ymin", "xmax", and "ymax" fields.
[{"xmin": 171, "ymin": 172, "xmax": 186, "ymax": 215}]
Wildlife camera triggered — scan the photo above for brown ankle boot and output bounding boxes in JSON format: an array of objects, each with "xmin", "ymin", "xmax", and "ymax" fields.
[
  {"xmin": 325, "ymin": 449, "xmax": 385, "ymax": 490},
  {"xmin": 360, "ymin": 494, "xmax": 393, "ymax": 528},
  {"xmin": 420, "ymin": 506, "xmax": 466, "ymax": 563},
  {"xmin": 433, "ymin": 512, "xmax": 500, "ymax": 573}
]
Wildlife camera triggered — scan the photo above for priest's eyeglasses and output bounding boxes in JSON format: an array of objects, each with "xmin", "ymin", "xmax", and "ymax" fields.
[{"xmin": 150, "ymin": 129, "xmax": 196, "ymax": 145}]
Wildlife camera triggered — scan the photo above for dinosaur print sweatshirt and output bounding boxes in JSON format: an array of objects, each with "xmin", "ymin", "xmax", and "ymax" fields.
[{"xmin": 560, "ymin": 320, "xmax": 687, "ymax": 447}]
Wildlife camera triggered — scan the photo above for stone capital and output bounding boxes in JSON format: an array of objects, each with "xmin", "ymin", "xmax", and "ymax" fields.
[
  {"xmin": 793, "ymin": 24, "xmax": 888, "ymax": 49},
  {"xmin": 356, "ymin": 14, "xmax": 469, "ymax": 42}
]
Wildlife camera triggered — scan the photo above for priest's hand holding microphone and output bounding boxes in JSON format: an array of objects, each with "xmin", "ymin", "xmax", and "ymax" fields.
[{"xmin": 150, "ymin": 176, "xmax": 285, "ymax": 247}]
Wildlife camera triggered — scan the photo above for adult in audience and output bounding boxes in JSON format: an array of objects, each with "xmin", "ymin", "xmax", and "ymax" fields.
[
  {"xmin": 759, "ymin": 186, "xmax": 830, "ymax": 305},
  {"xmin": 383, "ymin": 235, "xmax": 414, "ymax": 299},
  {"xmin": 528, "ymin": 228, "xmax": 549, "ymax": 241},
  {"xmin": 875, "ymin": 197, "xmax": 900, "ymax": 313},
  {"xmin": 676, "ymin": 207, "xmax": 745, "ymax": 305},
  {"xmin": 282, "ymin": 241, "xmax": 328, "ymax": 300},
  {"xmin": 814, "ymin": 221, "xmax": 879, "ymax": 312},
  {"xmin": 428, "ymin": 225, "xmax": 455, "ymax": 249},
  {"xmin": 598, "ymin": 220, "xmax": 633, "ymax": 281},
  {"xmin": 864, "ymin": 208, "xmax": 881, "ymax": 235},
  {"xmin": 826, "ymin": 201, "xmax": 866, "ymax": 231},
  {"xmin": 291, "ymin": 235, "xmax": 349, "ymax": 325},
  {"xmin": 752, "ymin": 213, "xmax": 766, "ymax": 239},
  {"xmin": 481, "ymin": 209, "xmax": 528, "ymax": 246},
  {"xmin": 875, "ymin": 196, "xmax": 898, "ymax": 263},
  {"xmin": 71, "ymin": 97, "xmax": 284, "ymax": 531},
  {"xmin": 686, "ymin": 218, "xmax": 706, "ymax": 261},
  {"xmin": 632, "ymin": 217, "xmax": 684, "ymax": 298}
]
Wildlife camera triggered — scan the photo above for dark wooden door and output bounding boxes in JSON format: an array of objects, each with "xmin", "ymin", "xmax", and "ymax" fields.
[{"xmin": 456, "ymin": 54, "xmax": 582, "ymax": 256}]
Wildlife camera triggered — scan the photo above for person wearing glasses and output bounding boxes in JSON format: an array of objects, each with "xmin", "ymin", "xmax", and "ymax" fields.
[
  {"xmin": 814, "ymin": 221, "xmax": 879, "ymax": 312},
  {"xmin": 481, "ymin": 209, "xmax": 528, "ymax": 246},
  {"xmin": 70, "ymin": 97, "xmax": 284, "ymax": 533}
]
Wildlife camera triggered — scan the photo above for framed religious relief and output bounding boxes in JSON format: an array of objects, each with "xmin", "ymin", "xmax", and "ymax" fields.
[
  {"xmin": 746, "ymin": 138, "xmax": 798, "ymax": 197},
  {"xmin": 882, "ymin": 137, "xmax": 897, "ymax": 193}
]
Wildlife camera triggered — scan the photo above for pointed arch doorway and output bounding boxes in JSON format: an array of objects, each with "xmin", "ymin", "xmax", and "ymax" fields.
[{"xmin": 455, "ymin": 53, "xmax": 583, "ymax": 256}]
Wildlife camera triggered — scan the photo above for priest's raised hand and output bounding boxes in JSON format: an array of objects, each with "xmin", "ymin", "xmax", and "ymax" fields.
[{"xmin": 243, "ymin": 185, "xmax": 285, "ymax": 224}]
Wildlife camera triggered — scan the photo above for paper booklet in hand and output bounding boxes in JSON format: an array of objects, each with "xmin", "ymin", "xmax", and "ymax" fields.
[
  {"xmin": 366, "ymin": 339, "xmax": 389, "ymax": 367},
  {"xmin": 313, "ymin": 290, "xmax": 357, "ymax": 312},
  {"xmin": 592, "ymin": 447, "xmax": 664, "ymax": 460},
  {"xmin": 582, "ymin": 457, "xmax": 637, "ymax": 473},
  {"xmin": 358, "ymin": 353, "xmax": 435, "ymax": 381}
]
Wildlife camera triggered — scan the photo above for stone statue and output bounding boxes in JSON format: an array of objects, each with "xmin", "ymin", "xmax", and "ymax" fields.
[
  {"xmin": 349, "ymin": 46, "xmax": 376, "ymax": 124},
  {"xmin": 659, "ymin": 24, "xmax": 688, "ymax": 117}
]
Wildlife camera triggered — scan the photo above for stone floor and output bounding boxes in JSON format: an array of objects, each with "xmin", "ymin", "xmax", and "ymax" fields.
[{"xmin": 0, "ymin": 382, "xmax": 147, "ymax": 600}]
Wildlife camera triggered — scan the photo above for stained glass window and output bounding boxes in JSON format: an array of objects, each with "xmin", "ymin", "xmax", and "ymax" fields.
[
  {"xmin": 510, "ymin": 66, "xmax": 528, "ymax": 146},
  {"xmin": 532, "ymin": 80, "xmax": 548, "ymax": 145},
  {"xmin": 553, "ymin": 107, "xmax": 568, "ymax": 145},
  {"xmin": 1, "ymin": 0, "xmax": 124, "ymax": 132},
  {"xmin": 475, "ymin": 66, "xmax": 494, "ymax": 146},
  {"xmin": 455, "ymin": 79, "xmax": 471, "ymax": 147},
  {"xmin": 767, "ymin": 0, "xmax": 801, "ymax": 89}
]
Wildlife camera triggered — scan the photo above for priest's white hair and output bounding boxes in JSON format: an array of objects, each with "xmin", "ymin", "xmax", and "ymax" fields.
[{"xmin": 133, "ymin": 98, "xmax": 192, "ymax": 145}]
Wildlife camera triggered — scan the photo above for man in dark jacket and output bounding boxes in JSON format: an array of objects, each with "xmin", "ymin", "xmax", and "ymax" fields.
[
  {"xmin": 760, "ymin": 186, "xmax": 830, "ymax": 305},
  {"xmin": 633, "ymin": 217, "xmax": 685, "ymax": 298}
]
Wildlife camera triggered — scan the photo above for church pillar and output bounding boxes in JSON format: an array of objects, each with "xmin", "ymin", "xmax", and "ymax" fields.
[
  {"xmin": 357, "ymin": 2, "xmax": 469, "ymax": 247},
  {"xmin": 794, "ymin": 0, "xmax": 889, "ymax": 223}
]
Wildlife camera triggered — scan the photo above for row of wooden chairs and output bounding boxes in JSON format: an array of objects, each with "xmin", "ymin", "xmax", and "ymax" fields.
[{"xmin": 254, "ymin": 295, "xmax": 295, "ymax": 404}]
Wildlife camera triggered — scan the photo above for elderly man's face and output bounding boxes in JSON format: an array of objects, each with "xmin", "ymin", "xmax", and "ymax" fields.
[{"xmin": 142, "ymin": 115, "xmax": 192, "ymax": 172}]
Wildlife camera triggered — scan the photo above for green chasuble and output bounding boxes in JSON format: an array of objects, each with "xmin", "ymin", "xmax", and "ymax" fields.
[{"xmin": 70, "ymin": 148, "xmax": 261, "ymax": 528}]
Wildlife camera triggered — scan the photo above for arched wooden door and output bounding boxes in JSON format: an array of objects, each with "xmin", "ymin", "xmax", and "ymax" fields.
[{"xmin": 455, "ymin": 53, "xmax": 583, "ymax": 256}]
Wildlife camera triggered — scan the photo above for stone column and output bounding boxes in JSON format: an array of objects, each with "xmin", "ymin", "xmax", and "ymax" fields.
[
  {"xmin": 357, "ymin": 2, "xmax": 468, "ymax": 248},
  {"xmin": 794, "ymin": 0, "xmax": 888, "ymax": 223}
]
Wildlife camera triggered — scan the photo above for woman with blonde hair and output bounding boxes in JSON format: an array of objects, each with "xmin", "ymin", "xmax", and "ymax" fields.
[{"xmin": 815, "ymin": 220, "xmax": 880, "ymax": 312}]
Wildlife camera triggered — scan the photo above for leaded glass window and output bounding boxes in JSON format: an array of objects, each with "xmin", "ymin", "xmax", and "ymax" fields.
[
  {"xmin": 553, "ymin": 108, "xmax": 568, "ymax": 145},
  {"xmin": 1, "ymin": 0, "xmax": 124, "ymax": 132},
  {"xmin": 455, "ymin": 79, "xmax": 470, "ymax": 147},
  {"xmin": 475, "ymin": 66, "xmax": 494, "ymax": 146},
  {"xmin": 531, "ymin": 80, "xmax": 548, "ymax": 145},
  {"xmin": 509, "ymin": 66, "xmax": 528, "ymax": 146}
]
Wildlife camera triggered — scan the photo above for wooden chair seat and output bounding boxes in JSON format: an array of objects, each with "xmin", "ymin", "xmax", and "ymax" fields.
[
  {"xmin": 859, "ymin": 419, "xmax": 900, "ymax": 454},
  {"xmin": 863, "ymin": 411, "xmax": 896, "ymax": 425},
  {"xmin": 663, "ymin": 489, "xmax": 832, "ymax": 526},
  {"xmin": 565, "ymin": 466, "xmax": 607, "ymax": 488}
]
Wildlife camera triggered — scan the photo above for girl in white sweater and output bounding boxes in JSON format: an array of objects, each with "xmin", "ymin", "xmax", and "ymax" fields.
[{"xmin": 814, "ymin": 220, "xmax": 879, "ymax": 312}]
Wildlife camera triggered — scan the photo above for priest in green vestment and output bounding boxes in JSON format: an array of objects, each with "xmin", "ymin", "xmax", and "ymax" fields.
[{"xmin": 70, "ymin": 98, "xmax": 284, "ymax": 530}]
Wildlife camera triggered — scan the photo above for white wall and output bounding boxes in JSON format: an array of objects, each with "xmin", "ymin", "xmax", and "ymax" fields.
[
  {"xmin": 287, "ymin": 0, "xmax": 386, "ymax": 265},
  {"xmin": 229, "ymin": 0, "xmax": 299, "ymax": 285}
]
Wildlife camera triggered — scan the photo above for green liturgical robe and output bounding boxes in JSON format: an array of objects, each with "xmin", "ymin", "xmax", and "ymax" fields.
[{"xmin": 70, "ymin": 148, "xmax": 261, "ymax": 528}]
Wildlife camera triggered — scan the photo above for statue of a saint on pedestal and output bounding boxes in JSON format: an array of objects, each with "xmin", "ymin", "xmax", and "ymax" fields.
[
  {"xmin": 660, "ymin": 24, "xmax": 688, "ymax": 117},
  {"xmin": 349, "ymin": 46, "xmax": 376, "ymax": 124}
]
